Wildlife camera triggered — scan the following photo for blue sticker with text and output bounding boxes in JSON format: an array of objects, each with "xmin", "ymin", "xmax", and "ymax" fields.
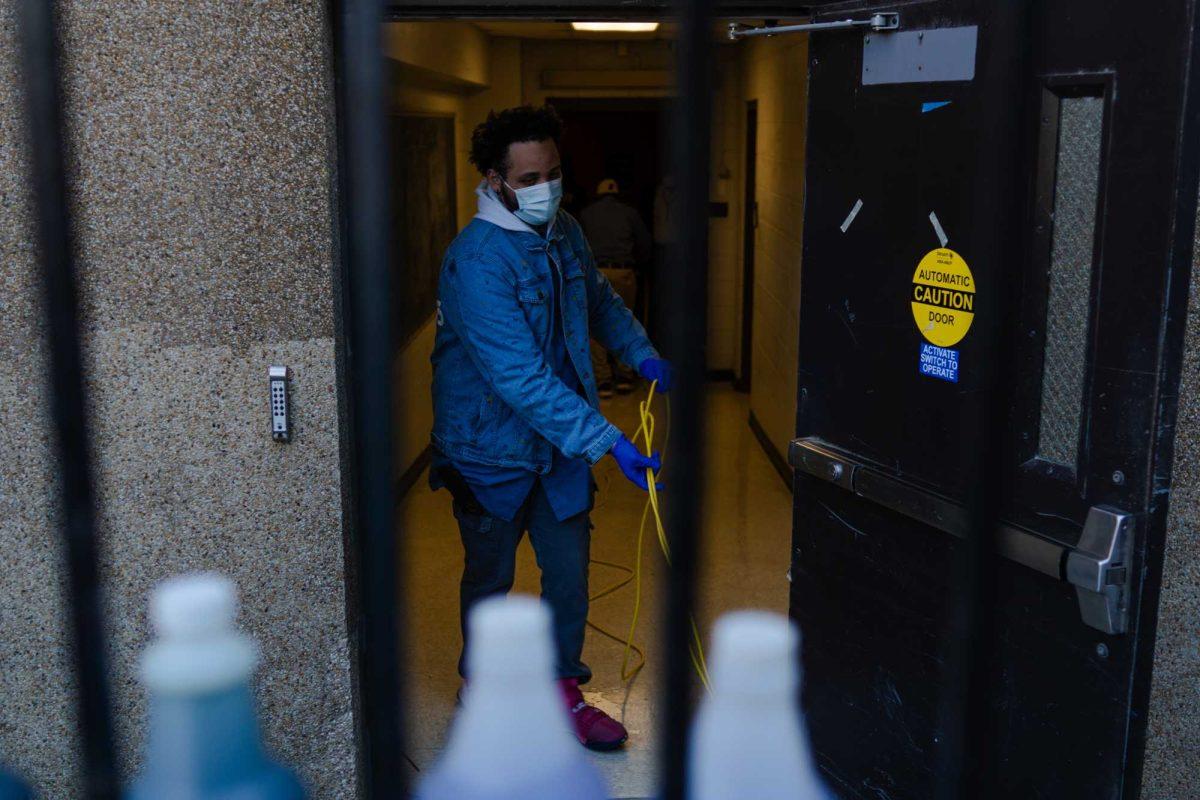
[{"xmin": 919, "ymin": 343, "xmax": 959, "ymax": 383}]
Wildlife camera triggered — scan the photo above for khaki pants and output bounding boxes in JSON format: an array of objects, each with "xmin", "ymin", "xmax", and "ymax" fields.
[{"xmin": 590, "ymin": 266, "xmax": 639, "ymax": 387}]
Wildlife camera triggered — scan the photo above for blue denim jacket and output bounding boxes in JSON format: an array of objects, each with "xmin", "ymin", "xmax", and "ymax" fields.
[{"xmin": 431, "ymin": 183, "xmax": 658, "ymax": 473}]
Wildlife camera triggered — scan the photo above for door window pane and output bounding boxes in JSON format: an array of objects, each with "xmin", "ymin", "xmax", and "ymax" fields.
[{"xmin": 1038, "ymin": 95, "xmax": 1104, "ymax": 467}]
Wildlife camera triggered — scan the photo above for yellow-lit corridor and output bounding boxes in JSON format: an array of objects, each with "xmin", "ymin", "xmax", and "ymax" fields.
[{"xmin": 400, "ymin": 384, "xmax": 792, "ymax": 797}]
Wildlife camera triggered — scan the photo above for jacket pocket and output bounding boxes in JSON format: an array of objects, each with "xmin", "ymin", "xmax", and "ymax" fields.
[
  {"xmin": 517, "ymin": 277, "xmax": 548, "ymax": 303},
  {"xmin": 516, "ymin": 275, "xmax": 551, "ymax": 340},
  {"xmin": 559, "ymin": 250, "xmax": 586, "ymax": 282},
  {"xmin": 473, "ymin": 392, "xmax": 497, "ymax": 437}
]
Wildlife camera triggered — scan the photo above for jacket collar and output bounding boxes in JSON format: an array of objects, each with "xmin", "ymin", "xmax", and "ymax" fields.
[{"xmin": 473, "ymin": 180, "xmax": 562, "ymax": 245}]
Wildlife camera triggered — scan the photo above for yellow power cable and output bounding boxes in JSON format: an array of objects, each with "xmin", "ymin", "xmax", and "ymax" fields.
[{"xmin": 584, "ymin": 380, "xmax": 711, "ymax": 691}]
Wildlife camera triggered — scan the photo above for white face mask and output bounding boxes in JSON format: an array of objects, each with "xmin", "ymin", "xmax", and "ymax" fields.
[{"xmin": 504, "ymin": 178, "xmax": 563, "ymax": 226}]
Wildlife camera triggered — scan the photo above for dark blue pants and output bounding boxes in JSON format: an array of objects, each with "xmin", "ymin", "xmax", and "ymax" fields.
[{"xmin": 454, "ymin": 481, "xmax": 592, "ymax": 683}]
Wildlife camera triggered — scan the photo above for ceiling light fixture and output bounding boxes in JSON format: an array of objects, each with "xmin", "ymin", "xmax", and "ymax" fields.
[{"xmin": 571, "ymin": 22, "xmax": 660, "ymax": 32}]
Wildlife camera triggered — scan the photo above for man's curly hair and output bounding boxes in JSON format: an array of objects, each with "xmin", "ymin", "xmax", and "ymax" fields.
[{"xmin": 469, "ymin": 105, "xmax": 563, "ymax": 177}]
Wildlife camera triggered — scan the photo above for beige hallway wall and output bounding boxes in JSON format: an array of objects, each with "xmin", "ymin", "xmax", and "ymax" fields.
[
  {"xmin": 385, "ymin": 24, "xmax": 520, "ymax": 480},
  {"xmin": 707, "ymin": 45, "xmax": 746, "ymax": 373},
  {"xmin": 741, "ymin": 32, "xmax": 810, "ymax": 458}
]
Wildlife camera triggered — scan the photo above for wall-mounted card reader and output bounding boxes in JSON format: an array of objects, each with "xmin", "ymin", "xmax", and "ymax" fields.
[{"xmin": 269, "ymin": 366, "xmax": 291, "ymax": 442}]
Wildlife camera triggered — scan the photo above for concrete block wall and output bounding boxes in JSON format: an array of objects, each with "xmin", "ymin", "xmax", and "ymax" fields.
[
  {"xmin": 0, "ymin": 1, "xmax": 356, "ymax": 796},
  {"xmin": 707, "ymin": 45, "xmax": 745, "ymax": 373}
]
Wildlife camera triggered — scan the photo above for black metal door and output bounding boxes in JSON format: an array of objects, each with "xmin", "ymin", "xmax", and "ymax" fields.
[{"xmin": 790, "ymin": 2, "xmax": 1200, "ymax": 798}]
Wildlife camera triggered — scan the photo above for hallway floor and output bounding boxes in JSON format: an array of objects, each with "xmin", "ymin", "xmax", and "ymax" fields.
[{"xmin": 399, "ymin": 383, "xmax": 794, "ymax": 799}]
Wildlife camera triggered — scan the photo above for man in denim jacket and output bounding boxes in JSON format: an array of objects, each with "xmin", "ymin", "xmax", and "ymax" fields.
[{"xmin": 431, "ymin": 106, "xmax": 671, "ymax": 750}]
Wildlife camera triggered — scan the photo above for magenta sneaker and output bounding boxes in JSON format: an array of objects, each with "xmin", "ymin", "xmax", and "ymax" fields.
[{"xmin": 558, "ymin": 678, "xmax": 628, "ymax": 751}]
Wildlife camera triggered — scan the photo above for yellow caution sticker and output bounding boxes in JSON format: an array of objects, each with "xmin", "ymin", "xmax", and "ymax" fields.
[{"xmin": 911, "ymin": 248, "xmax": 974, "ymax": 347}]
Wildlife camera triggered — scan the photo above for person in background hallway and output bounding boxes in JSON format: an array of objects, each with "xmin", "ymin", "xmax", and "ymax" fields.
[
  {"xmin": 581, "ymin": 178, "xmax": 653, "ymax": 398},
  {"xmin": 429, "ymin": 105, "xmax": 674, "ymax": 751}
]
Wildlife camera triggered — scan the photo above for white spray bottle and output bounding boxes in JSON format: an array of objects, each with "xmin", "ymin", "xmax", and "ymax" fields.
[
  {"xmin": 128, "ymin": 573, "xmax": 304, "ymax": 799},
  {"xmin": 417, "ymin": 595, "xmax": 608, "ymax": 800},
  {"xmin": 689, "ymin": 610, "xmax": 831, "ymax": 800}
]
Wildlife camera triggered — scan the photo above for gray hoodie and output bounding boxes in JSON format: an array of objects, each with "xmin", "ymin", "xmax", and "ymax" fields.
[{"xmin": 473, "ymin": 180, "xmax": 559, "ymax": 237}]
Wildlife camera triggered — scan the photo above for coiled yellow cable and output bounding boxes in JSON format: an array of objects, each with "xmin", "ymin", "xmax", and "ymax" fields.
[{"xmin": 585, "ymin": 380, "xmax": 711, "ymax": 691}]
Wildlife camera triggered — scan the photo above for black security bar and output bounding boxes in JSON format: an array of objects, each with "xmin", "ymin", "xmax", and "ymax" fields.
[
  {"xmin": 661, "ymin": 0, "xmax": 714, "ymax": 797},
  {"xmin": 16, "ymin": 1, "xmax": 120, "ymax": 798},
  {"xmin": 336, "ymin": 0, "xmax": 407, "ymax": 797}
]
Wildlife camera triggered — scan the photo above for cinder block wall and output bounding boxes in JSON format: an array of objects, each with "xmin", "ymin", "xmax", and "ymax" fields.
[{"xmin": 0, "ymin": 2, "xmax": 356, "ymax": 797}]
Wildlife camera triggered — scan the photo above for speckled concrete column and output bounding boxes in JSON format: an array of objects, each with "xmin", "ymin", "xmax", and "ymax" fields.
[
  {"xmin": 1143, "ymin": 196, "xmax": 1200, "ymax": 800},
  {"xmin": 0, "ymin": 2, "xmax": 357, "ymax": 797}
]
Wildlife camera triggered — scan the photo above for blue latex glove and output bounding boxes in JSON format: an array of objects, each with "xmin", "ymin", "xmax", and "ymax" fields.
[
  {"xmin": 639, "ymin": 358, "xmax": 673, "ymax": 393},
  {"xmin": 610, "ymin": 435, "xmax": 663, "ymax": 491}
]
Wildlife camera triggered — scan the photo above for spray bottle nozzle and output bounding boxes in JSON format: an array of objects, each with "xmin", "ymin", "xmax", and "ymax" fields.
[
  {"xmin": 152, "ymin": 572, "xmax": 238, "ymax": 639},
  {"xmin": 141, "ymin": 572, "xmax": 258, "ymax": 696}
]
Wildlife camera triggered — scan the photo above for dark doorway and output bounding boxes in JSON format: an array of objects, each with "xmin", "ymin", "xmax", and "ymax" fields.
[
  {"xmin": 550, "ymin": 97, "xmax": 665, "ymax": 228},
  {"xmin": 551, "ymin": 96, "xmax": 666, "ymax": 328},
  {"xmin": 736, "ymin": 100, "xmax": 757, "ymax": 393}
]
